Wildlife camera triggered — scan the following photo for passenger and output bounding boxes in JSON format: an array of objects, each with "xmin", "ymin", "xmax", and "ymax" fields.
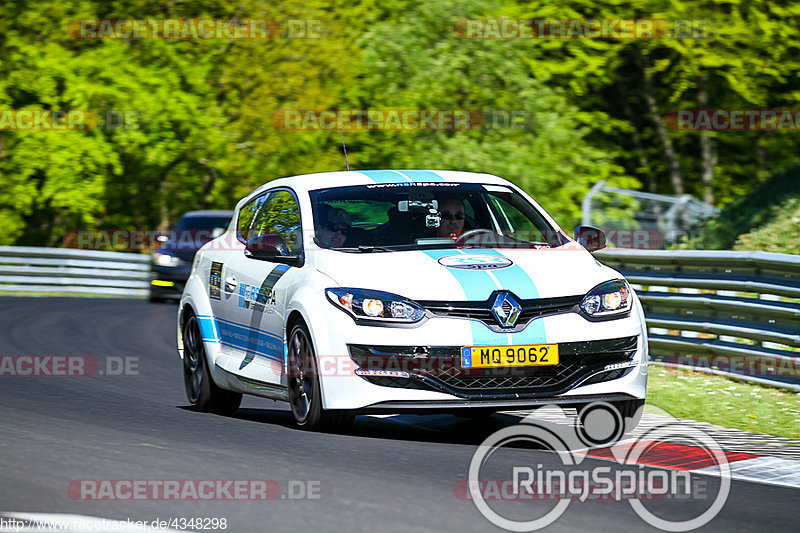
[
  {"xmin": 436, "ymin": 198, "xmax": 466, "ymax": 239},
  {"xmin": 316, "ymin": 206, "xmax": 352, "ymax": 248}
]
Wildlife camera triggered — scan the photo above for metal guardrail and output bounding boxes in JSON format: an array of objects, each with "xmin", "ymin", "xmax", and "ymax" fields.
[
  {"xmin": 595, "ymin": 249, "xmax": 800, "ymax": 391},
  {"xmin": 0, "ymin": 246, "xmax": 150, "ymax": 297}
]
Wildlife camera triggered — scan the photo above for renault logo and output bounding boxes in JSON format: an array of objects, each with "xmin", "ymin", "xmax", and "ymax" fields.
[{"xmin": 491, "ymin": 292, "xmax": 522, "ymax": 328}]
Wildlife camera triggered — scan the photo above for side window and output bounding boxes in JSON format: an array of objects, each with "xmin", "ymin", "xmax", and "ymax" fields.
[
  {"xmin": 253, "ymin": 190, "xmax": 303, "ymax": 255},
  {"xmin": 489, "ymin": 194, "xmax": 547, "ymax": 243},
  {"xmin": 237, "ymin": 194, "xmax": 267, "ymax": 241}
]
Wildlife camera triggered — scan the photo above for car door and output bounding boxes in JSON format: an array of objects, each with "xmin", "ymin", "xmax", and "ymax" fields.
[{"xmin": 215, "ymin": 188, "xmax": 302, "ymax": 386}]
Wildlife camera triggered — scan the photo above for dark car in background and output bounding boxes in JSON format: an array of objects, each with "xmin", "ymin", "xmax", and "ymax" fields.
[{"xmin": 149, "ymin": 210, "xmax": 234, "ymax": 302}]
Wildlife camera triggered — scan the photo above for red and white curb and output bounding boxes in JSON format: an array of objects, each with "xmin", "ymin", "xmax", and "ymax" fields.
[{"xmin": 577, "ymin": 437, "xmax": 800, "ymax": 490}]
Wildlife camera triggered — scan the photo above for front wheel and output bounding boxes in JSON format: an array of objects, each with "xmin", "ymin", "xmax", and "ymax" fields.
[
  {"xmin": 182, "ymin": 312, "xmax": 242, "ymax": 415},
  {"xmin": 287, "ymin": 322, "xmax": 353, "ymax": 432}
]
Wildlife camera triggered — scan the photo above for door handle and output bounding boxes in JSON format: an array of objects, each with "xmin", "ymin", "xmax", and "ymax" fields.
[{"xmin": 224, "ymin": 276, "xmax": 237, "ymax": 292}]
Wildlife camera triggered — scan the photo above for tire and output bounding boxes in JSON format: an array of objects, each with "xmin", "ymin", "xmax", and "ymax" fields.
[
  {"xmin": 287, "ymin": 321, "xmax": 353, "ymax": 432},
  {"xmin": 182, "ymin": 312, "xmax": 242, "ymax": 416}
]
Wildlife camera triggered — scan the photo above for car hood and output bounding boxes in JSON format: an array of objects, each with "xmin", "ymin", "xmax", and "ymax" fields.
[{"xmin": 314, "ymin": 245, "xmax": 622, "ymax": 301}]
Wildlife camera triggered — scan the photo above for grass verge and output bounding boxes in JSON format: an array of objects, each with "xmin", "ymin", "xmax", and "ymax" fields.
[{"xmin": 646, "ymin": 363, "xmax": 800, "ymax": 440}]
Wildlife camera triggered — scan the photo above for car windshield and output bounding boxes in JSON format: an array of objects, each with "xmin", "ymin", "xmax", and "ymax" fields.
[{"xmin": 309, "ymin": 183, "xmax": 566, "ymax": 251}]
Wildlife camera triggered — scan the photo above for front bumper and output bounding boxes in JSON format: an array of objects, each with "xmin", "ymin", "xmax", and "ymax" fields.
[
  {"xmin": 358, "ymin": 393, "xmax": 638, "ymax": 414},
  {"xmin": 349, "ymin": 336, "xmax": 638, "ymax": 399},
  {"xmin": 312, "ymin": 297, "xmax": 649, "ymax": 410}
]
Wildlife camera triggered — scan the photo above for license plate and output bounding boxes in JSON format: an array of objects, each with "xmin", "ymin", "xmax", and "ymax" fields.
[{"xmin": 461, "ymin": 344, "xmax": 559, "ymax": 368}]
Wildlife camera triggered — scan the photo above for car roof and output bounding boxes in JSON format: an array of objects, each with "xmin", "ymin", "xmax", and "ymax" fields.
[{"xmin": 245, "ymin": 170, "xmax": 512, "ymax": 200}]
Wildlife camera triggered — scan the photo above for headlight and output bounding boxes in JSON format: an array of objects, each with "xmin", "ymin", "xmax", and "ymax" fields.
[
  {"xmin": 153, "ymin": 252, "xmax": 178, "ymax": 267},
  {"xmin": 326, "ymin": 288, "xmax": 426, "ymax": 325},
  {"xmin": 580, "ymin": 279, "xmax": 632, "ymax": 320}
]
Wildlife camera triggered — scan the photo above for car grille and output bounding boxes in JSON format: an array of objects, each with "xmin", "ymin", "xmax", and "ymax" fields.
[
  {"xmin": 349, "ymin": 336, "xmax": 638, "ymax": 399},
  {"xmin": 418, "ymin": 294, "xmax": 582, "ymax": 332}
]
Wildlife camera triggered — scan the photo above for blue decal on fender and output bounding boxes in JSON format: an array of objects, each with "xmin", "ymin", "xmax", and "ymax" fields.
[
  {"xmin": 196, "ymin": 315, "xmax": 220, "ymax": 342},
  {"xmin": 239, "ymin": 264, "xmax": 292, "ymax": 369}
]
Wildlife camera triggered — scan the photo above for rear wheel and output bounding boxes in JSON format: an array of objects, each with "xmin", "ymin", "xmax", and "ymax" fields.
[
  {"xmin": 287, "ymin": 321, "xmax": 353, "ymax": 432},
  {"xmin": 182, "ymin": 312, "xmax": 242, "ymax": 415}
]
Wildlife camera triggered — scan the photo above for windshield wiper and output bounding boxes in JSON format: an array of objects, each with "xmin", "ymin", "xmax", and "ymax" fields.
[{"xmin": 332, "ymin": 245, "xmax": 395, "ymax": 253}]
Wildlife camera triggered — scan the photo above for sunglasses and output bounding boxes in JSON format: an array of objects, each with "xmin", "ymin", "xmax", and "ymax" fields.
[
  {"xmin": 324, "ymin": 223, "xmax": 349, "ymax": 234},
  {"xmin": 440, "ymin": 211, "xmax": 465, "ymax": 221}
]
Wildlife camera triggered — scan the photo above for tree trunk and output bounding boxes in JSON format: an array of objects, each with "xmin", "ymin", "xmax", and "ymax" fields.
[
  {"xmin": 635, "ymin": 49, "xmax": 684, "ymax": 195},
  {"xmin": 698, "ymin": 73, "xmax": 717, "ymax": 204},
  {"xmin": 618, "ymin": 82, "xmax": 656, "ymax": 192}
]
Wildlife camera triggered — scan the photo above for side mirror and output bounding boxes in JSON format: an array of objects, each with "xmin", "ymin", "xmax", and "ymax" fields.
[
  {"xmin": 574, "ymin": 225, "xmax": 606, "ymax": 252},
  {"xmin": 245, "ymin": 234, "xmax": 303, "ymax": 266}
]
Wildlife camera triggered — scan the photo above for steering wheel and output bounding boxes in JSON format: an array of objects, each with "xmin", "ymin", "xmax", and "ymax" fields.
[{"xmin": 454, "ymin": 229, "xmax": 497, "ymax": 248}]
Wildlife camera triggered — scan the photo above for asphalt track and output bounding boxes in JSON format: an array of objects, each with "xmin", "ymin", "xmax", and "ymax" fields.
[{"xmin": 0, "ymin": 297, "xmax": 797, "ymax": 532}]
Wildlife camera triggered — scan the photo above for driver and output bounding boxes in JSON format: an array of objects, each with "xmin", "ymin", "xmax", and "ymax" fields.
[
  {"xmin": 316, "ymin": 206, "xmax": 352, "ymax": 248},
  {"xmin": 436, "ymin": 198, "xmax": 466, "ymax": 239}
]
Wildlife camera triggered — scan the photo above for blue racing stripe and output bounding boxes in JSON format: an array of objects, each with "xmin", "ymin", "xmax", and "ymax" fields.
[
  {"xmin": 422, "ymin": 249, "xmax": 548, "ymax": 346},
  {"xmin": 212, "ymin": 317, "xmax": 284, "ymax": 363},
  {"xmin": 473, "ymin": 249, "xmax": 547, "ymax": 344},
  {"xmin": 422, "ymin": 250, "xmax": 504, "ymax": 347},
  {"xmin": 422, "ymin": 249, "xmax": 497, "ymax": 300},
  {"xmin": 196, "ymin": 315, "xmax": 219, "ymax": 342},
  {"xmin": 359, "ymin": 170, "xmax": 411, "ymax": 183},
  {"xmin": 397, "ymin": 169, "xmax": 445, "ymax": 182}
]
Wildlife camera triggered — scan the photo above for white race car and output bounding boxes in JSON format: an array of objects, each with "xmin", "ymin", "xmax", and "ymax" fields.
[{"xmin": 178, "ymin": 170, "xmax": 647, "ymax": 432}]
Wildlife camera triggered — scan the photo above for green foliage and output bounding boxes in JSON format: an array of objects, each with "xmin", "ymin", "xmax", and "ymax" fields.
[
  {"xmin": 734, "ymin": 196, "xmax": 800, "ymax": 254},
  {"xmin": 352, "ymin": 0, "xmax": 637, "ymax": 228},
  {"xmin": 0, "ymin": 0, "xmax": 798, "ymax": 246},
  {"xmin": 676, "ymin": 163, "xmax": 800, "ymax": 250}
]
